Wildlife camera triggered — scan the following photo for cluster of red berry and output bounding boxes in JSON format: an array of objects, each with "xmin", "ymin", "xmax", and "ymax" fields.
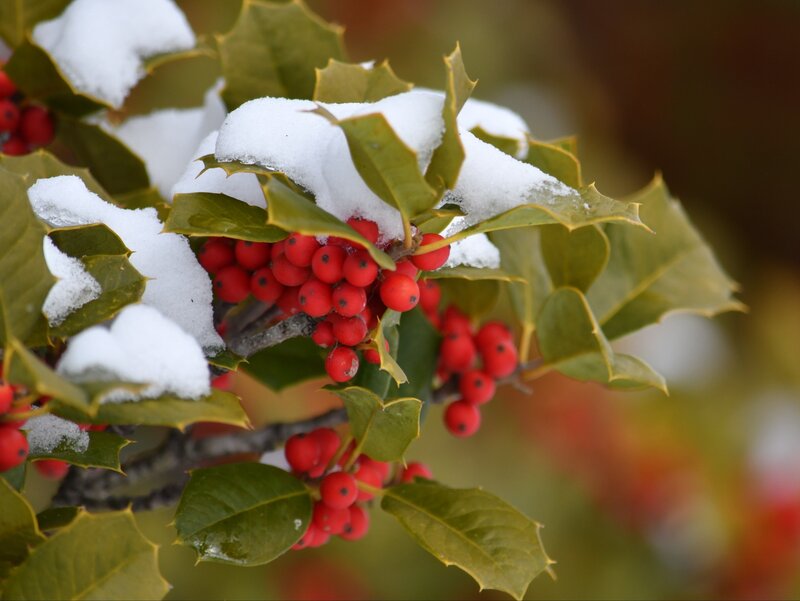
[
  {"xmin": 197, "ymin": 219, "xmax": 451, "ymax": 383},
  {"xmin": 0, "ymin": 67, "xmax": 55, "ymax": 155},
  {"xmin": 284, "ymin": 427, "xmax": 432, "ymax": 549}
]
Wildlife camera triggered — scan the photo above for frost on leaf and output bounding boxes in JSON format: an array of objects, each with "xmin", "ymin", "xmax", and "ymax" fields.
[{"xmin": 22, "ymin": 414, "xmax": 89, "ymax": 454}]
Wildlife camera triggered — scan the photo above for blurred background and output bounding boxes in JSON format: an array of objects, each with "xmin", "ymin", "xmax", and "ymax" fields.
[{"xmin": 32, "ymin": 1, "xmax": 800, "ymax": 599}]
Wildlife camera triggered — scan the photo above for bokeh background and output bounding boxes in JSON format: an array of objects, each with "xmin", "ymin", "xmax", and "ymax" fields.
[{"xmin": 31, "ymin": 1, "xmax": 800, "ymax": 599}]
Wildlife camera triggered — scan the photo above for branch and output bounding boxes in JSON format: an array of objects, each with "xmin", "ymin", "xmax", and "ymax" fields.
[{"xmin": 226, "ymin": 313, "xmax": 316, "ymax": 357}]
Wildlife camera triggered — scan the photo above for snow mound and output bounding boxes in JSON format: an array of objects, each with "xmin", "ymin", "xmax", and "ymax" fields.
[
  {"xmin": 443, "ymin": 232, "xmax": 500, "ymax": 270},
  {"xmin": 32, "ymin": 0, "xmax": 195, "ymax": 108},
  {"xmin": 42, "ymin": 237, "xmax": 101, "ymax": 326},
  {"xmin": 28, "ymin": 176, "xmax": 222, "ymax": 351},
  {"xmin": 22, "ymin": 414, "xmax": 89, "ymax": 454},
  {"xmin": 57, "ymin": 304, "xmax": 211, "ymax": 402},
  {"xmin": 456, "ymin": 96, "xmax": 531, "ymax": 159}
]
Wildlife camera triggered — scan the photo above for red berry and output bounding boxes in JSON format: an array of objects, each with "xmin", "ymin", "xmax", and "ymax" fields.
[
  {"xmin": 198, "ymin": 238, "xmax": 235, "ymax": 274},
  {"xmin": 276, "ymin": 286, "xmax": 301, "ymax": 315},
  {"xmin": 359, "ymin": 457, "xmax": 391, "ymax": 482},
  {"xmin": 271, "ymin": 253, "xmax": 310, "ymax": 287},
  {"xmin": 19, "ymin": 106, "xmax": 54, "ymax": 147},
  {"xmin": 401, "ymin": 462, "xmax": 433, "ymax": 483},
  {"xmin": 340, "ymin": 505, "xmax": 370, "ymax": 541},
  {"xmin": 293, "ymin": 522, "xmax": 327, "ymax": 550},
  {"xmin": 313, "ymin": 501, "xmax": 351, "ymax": 535},
  {"xmin": 364, "ymin": 348, "xmax": 380, "ymax": 365},
  {"xmin": 298, "ymin": 277, "xmax": 333, "ymax": 317},
  {"xmin": 325, "ymin": 347, "xmax": 359, "ymax": 382},
  {"xmin": 411, "ymin": 233, "xmax": 450, "ymax": 271},
  {"xmin": 312, "ymin": 321, "xmax": 335, "ymax": 347},
  {"xmin": 393, "ymin": 260, "xmax": 418, "ymax": 279},
  {"xmin": 475, "ymin": 321, "xmax": 513, "ymax": 350},
  {"xmin": 332, "ymin": 316, "xmax": 368, "ymax": 346},
  {"xmin": 346, "ymin": 218, "xmax": 380, "ymax": 247},
  {"xmin": 0, "ymin": 426, "xmax": 29, "ymax": 471},
  {"xmin": 343, "ymin": 251, "xmax": 378, "ymax": 287},
  {"xmin": 440, "ymin": 331, "xmax": 477, "ymax": 373},
  {"xmin": 459, "ymin": 370, "xmax": 496, "ymax": 405},
  {"xmin": 332, "ymin": 283, "xmax": 367, "ymax": 317},
  {"xmin": 250, "ymin": 267, "xmax": 284, "ymax": 303},
  {"xmin": 418, "ymin": 279, "xmax": 441, "ymax": 313},
  {"xmin": 285, "ymin": 234, "xmax": 320, "ymax": 267},
  {"xmin": 441, "ymin": 305, "xmax": 472, "ymax": 335},
  {"xmin": 320, "ymin": 471, "xmax": 358, "ymax": 509},
  {"xmin": 234, "ymin": 240, "xmax": 270, "ymax": 270},
  {"xmin": 34, "ymin": 459, "xmax": 69, "ymax": 479},
  {"xmin": 310, "ymin": 428, "xmax": 341, "ymax": 467},
  {"xmin": 0, "ymin": 99, "xmax": 19, "ymax": 132},
  {"xmin": 0, "ymin": 384, "xmax": 13, "ymax": 414},
  {"xmin": 444, "ymin": 400, "xmax": 481, "ymax": 437},
  {"xmin": 0, "ymin": 71, "xmax": 17, "ymax": 98},
  {"xmin": 285, "ymin": 433, "xmax": 321, "ymax": 473},
  {"xmin": 213, "ymin": 265, "xmax": 250, "ymax": 303},
  {"xmin": 307, "ymin": 524, "xmax": 330, "ymax": 548},
  {"xmin": 311, "ymin": 245, "xmax": 347, "ymax": 284},
  {"xmin": 1, "ymin": 135, "xmax": 27, "ymax": 156},
  {"xmin": 379, "ymin": 274, "xmax": 419, "ymax": 312},
  {"xmin": 271, "ymin": 240, "xmax": 285, "ymax": 259},
  {"xmin": 481, "ymin": 338, "xmax": 518, "ymax": 378},
  {"xmin": 354, "ymin": 464, "xmax": 382, "ymax": 501}
]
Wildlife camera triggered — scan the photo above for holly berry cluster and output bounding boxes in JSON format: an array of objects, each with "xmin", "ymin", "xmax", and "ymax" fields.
[
  {"xmin": 0, "ymin": 66, "xmax": 55, "ymax": 156},
  {"xmin": 197, "ymin": 219, "xmax": 451, "ymax": 383},
  {"xmin": 283, "ymin": 426, "xmax": 432, "ymax": 549}
]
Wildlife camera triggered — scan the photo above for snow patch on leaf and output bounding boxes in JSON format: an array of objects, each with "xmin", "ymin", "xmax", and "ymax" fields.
[
  {"xmin": 22, "ymin": 414, "xmax": 89, "ymax": 453},
  {"xmin": 42, "ymin": 237, "xmax": 101, "ymax": 326}
]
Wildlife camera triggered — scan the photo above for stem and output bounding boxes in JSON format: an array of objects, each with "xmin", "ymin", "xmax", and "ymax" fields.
[
  {"xmin": 326, "ymin": 433, "xmax": 353, "ymax": 472},
  {"xmin": 226, "ymin": 313, "xmax": 316, "ymax": 357},
  {"xmin": 519, "ymin": 323, "xmax": 534, "ymax": 364},
  {"xmin": 402, "ymin": 218, "xmax": 413, "ymax": 250},
  {"xmin": 355, "ymin": 481, "xmax": 385, "ymax": 497}
]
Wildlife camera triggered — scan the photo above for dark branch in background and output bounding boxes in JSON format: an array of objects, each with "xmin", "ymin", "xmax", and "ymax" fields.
[{"xmin": 226, "ymin": 313, "xmax": 316, "ymax": 357}]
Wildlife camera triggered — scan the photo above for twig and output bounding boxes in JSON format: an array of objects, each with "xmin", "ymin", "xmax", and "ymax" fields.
[{"xmin": 226, "ymin": 313, "xmax": 316, "ymax": 357}]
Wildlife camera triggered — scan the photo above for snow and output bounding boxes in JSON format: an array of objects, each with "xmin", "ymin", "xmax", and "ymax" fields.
[
  {"xmin": 102, "ymin": 84, "xmax": 227, "ymax": 199},
  {"xmin": 214, "ymin": 90, "xmax": 445, "ymax": 242},
  {"xmin": 442, "ymin": 233, "xmax": 500, "ymax": 270},
  {"xmin": 22, "ymin": 414, "xmax": 89, "ymax": 454},
  {"xmin": 57, "ymin": 304, "xmax": 211, "ymax": 402},
  {"xmin": 32, "ymin": 0, "xmax": 195, "ymax": 108},
  {"xmin": 171, "ymin": 131, "xmax": 265, "ymax": 208},
  {"xmin": 42, "ymin": 237, "xmax": 101, "ymax": 326},
  {"xmin": 445, "ymin": 131, "xmax": 572, "ymax": 226},
  {"xmin": 28, "ymin": 176, "xmax": 222, "ymax": 351}
]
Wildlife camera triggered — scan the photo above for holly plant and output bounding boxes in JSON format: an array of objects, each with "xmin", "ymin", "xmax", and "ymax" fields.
[{"xmin": 0, "ymin": 1, "xmax": 743, "ymax": 600}]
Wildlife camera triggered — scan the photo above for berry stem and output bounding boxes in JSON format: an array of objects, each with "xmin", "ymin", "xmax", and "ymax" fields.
[
  {"xmin": 519, "ymin": 323, "xmax": 534, "ymax": 363},
  {"xmin": 342, "ymin": 434, "xmax": 366, "ymax": 472},
  {"xmin": 355, "ymin": 480, "xmax": 385, "ymax": 497},
  {"xmin": 402, "ymin": 218, "xmax": 414, "ymax": 250},
  {"xmin": 325, "ymin": 432, "xmax": 353, "ymax": 472}
]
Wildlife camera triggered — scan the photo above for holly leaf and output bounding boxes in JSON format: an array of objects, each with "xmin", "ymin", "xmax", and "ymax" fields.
[
  {"xmin": 35, "ymin": 507, "xmax": 79, "ymax": 532},
  {"xmin": 0, "ymin": 478, "xmax": 44, "ymax": 582},
  {"xmin": 28, "ymin": 431, "xmax": 131, "ymax": 473},
  {"xmin": 243, "ymin": 337, "xmax": 325, "ymax": 392},
  {"xmin": 392, "ymin": 308, "xmax": 440, "ymax": 404},
  {"xmin": 441, "ymin": 279, "xmax": 501, "ymax": 318},
  {"xmin": 425, "ymin": 44, "xmax": 477, "ymax": 195},
  {"xmin": 540, "ymin": 224, "xmax": 609, "ymax": 291},
  {"xmin": 218, "ymin": 0, "xmax": 345, "ymax": 110},
  {"xmin": 47, "ymin": 224, "xmax": 129, "ymax": 257},
  {"xmin": 262, "ymin": 176, "xmax": 395, "ymax": 270},
  {"xmin": 469, "ymin": 127, "xmax": 520, "ymax": 158},
  {"xmin": 174, "ymin": 463, "xmax": 312, "ymax": 566},
  {"xmin": 166, "ymin": 192, "xmax": 286, "ymax": 242},
  {"xmin": 587, "ymin": 176, "xmax": 745, "ymax": 339},
  {"xmin": 0, "ymin": 167, "xmax": 53, "ymax": 346},
  {"xmin": 0, "ymin": 0, "xmax": 69, "ymax": 47},
  {"xmin": 536, "ymin": 287, "xmax": 667, "ymax": 392},
  {"xmin": 370, "ymin": 312, "xmax": 407, "ymax": 385},
  {"xmin": 0, "ymin": 149, "xmax": 111, "ymax": 201},
  {"xmin": 1, "ymin": 510, "xmax": 168, "ymax": 600},
  {"xmin": 381, "ymin": 481, "xmax": 554, "ymax": 601},
  {"xmin": 524, "ymin": 136, "xmax": 583, "ymax": 188},
  {"xmin": 424, "ymin": 266, "xmax": 525, "ymax": 283},
  {"xmin": 0, "ymin": 464, "xmax": 26, "ymax": 492},
  {"xmin": 313, "ymin": 59, "xmax": 411, "ymax": 103},
  {"xmin": 198, "ymin": 154, "xmax": 279, "ymax": 179},
  {"xmin": 330, "ymin": 386, "xmax": 421, "ymax": 462}
]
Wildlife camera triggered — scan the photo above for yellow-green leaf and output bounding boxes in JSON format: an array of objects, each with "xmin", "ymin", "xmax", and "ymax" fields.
[
  {"xmin": 47, "ymin": 224, "xmax": 129, "ymax": 257},
  {"xmin": 371, "ymin": 312, "xmax": 407, "ymax": 385},
  {"xmin": 0, "ymin": 0, "xmax": 69, "ymax": 47},
  {"xmin": 540, "ymin": 224, "xmax": 609, "ymax": 291},
  {"xmin": 174, "ymin": 463, "xmax": 312, "ymax": 566},
  {"xmin": 1, "ymin": 510, "xmax": 168, "ymax": 600},
  {"xmin": 381, "ymin": 481, "xmax": 554, "ymax": 601},
  {"xmin": 0, "ymin": 478, "xmax": 44, "ymax": 582},
  {"xmin": 0, "ymin": 149, "xmax": 111, "ymax": 201},
  {"xmin": 28, "ymin": 431, "xmax": 131, "ymax": 473},
  {"xmin": 469, "ymin": 126, "xmax": 520, "ymax": 157},
  {"xmin": 314, "ymin": 58, "xmax": 412, "ymax": 103},
  {"xmin": 524, "ymin": 136, "xmax": 583, "ymax": 189},
  {"xmin": 35, "ymin": 506, "xmax": 79, "ymax": 532}
]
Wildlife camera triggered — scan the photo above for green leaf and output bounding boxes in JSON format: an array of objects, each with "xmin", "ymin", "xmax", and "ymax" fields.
[
  {"xmin": 425, "ymin": 44, "xmax": 477, "ymax": 195},
  {"xmin": 2, "ymin": 510, "xmax": 168, "ymax": 600},
  {"xmin": 314, "ymin": 58, "xmax": 412, "ymax": 103},
  {"xmin": 424, "ymin": 266, "xmax": 525, "ymax": 283},
  {"xmin": 174, "ymin": 463, "xmax": 312, "ymax": 566},
  {"xmin": 413, "ymin": 207, "xmax": 461, "ymax": 234},
  {"xmin": 440, "ymin": 279, "xmax": 500, "ymax": 318},
  {"xmin": 315, "ymin": 108, "xmax": 439, "ymax": 235},
  {"xmin": 198, "ymin": 154, "xmax": 279, "ymax": 179},
  {"xmin": 536, "ymin": 287, "xmax": 667, "ymax": 392},
  {"xmin": 587, "ymin": 177, "xmax": 745, "ymax": 339},
  {"xmin": 218, "ymin": 0, "xmax": 345, "ymax": 109},
  {"xmin": 0, "ymin": 463, "xmax": 26, "ymax": 492},
  {"xmin": 166, "ymin": 192, "xmax": 286, "ymax": 242},
  {"xmin": 353, "ymin": 323, "xmax": 398, "ymax": 398},
  {"xmin": 48, "ymin": 224, "xmax": 129, "ymax": 257},
  {"xmin": 0, "ymin": 0, "xmax": 70, "ymax": 47},
  {"xmin": 55, "ymin": 116, "xmax": 150, "ymax": 195},
  {"xmin": 51, "ymin": 254, "xmax": 146, "ymax": 338},
  {"xmin": 29, "ymin": 431, "xmax": 130, "ymax": 473},
  {"xmin": 207, "ymin": 349, "xmax": 246, "ymax": 372},
  {"xmin": 0, "ymin": 149, "xmax": 111, "ymax": 201},
  {"xmin": 3, "ymin": 40, "xmax": 107, "ymax": 116},
  {"xmin": 113, "ymin": 187, "xmax": 171, "ymax": 221},
  {"xmin": 331, "ymin": 386, "xmax": 421, "ymax": 462},
  {"xmin": 0, "ymin": 167, "xmax": 53, "ymax": 346},
  {"xmin": 3, "ymin": 338, "xmax": 91, "ymax": 413},
  {"xmin": 524, "ymin": 136, "xmax": 583, "ymax": 188},
  {"xmin": 0, "ymin": 478, "xmax": 44, "ymax": 581},
  {"xmin": 381, "ymin": 481, "xmax": 554, "ymax": 601},
  {"xmin": 469, "ymin": 126, "xmax": 520, "ymax": 157},
  {"xmin": 35, "ymin": 506, "xmax": 79, "ymax": 532},
  {"xmin": 393, "ymin": 308, "xmax": 440, "ymax": 404},
  {"xmin": 263, "ymin": 176, "xmax": 395, "ymax": 270},
  {"xmin": 540, "ymin": 224, "xmax": 609, "ymax": 291},
  {"xmin": 371, "ymin": 312, "xmax": 407, "ymax": 385},
  {"xmin": 243, "ymin": 336, "xmax": 325, "ymax": 392}
]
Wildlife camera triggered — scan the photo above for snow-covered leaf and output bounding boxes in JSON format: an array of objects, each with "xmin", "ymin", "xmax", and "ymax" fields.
[
  {"xmin": 28, "ymin": 430, "xmax": 130, "ymax": 473},
  {"xmin": 524, "ymin": 136, "xmax": 583, "ymax": 189},
  {"xmin": 469, "ymin": 126, "xmax": 519, "ymax": 157},
  {"xmin": 314, "ymin": 59, "xmax": 411, "ymax": 103}
]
